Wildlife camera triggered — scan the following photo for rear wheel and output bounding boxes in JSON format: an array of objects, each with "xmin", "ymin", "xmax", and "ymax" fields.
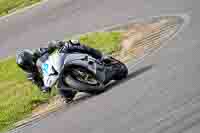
[
  {"xmin": 113, "ymin": 62, "xmax": 128, "ymax": 80},
  {"xmin": 105, "ymin": 57, "xmax": 128, "ymax": 80}
]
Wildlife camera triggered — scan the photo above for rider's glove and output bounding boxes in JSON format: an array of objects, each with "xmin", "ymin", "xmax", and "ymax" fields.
[{"xmin": 68, "ymin": 39, "xmax": 80, "ymax": 45}]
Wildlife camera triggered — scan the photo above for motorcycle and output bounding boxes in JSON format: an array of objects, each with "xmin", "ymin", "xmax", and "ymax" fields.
[{"xmin": 37, "ymin": 50, "xmax": 128, "ymax": 94}]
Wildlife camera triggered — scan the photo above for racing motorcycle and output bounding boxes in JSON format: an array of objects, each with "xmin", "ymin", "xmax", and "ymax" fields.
[{"xmin": 37, "ymin": 50, "xmax": 128, "ymax": 94}]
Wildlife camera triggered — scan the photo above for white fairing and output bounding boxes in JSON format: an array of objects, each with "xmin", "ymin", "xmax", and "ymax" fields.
[
  {"xmin": 41, "ymin": 52, "xmax": 65, "ymax": 87},
  {"xmin": 40, "ymin": 52, "xmax": 99, "ymax": 88},
  {"xmin": 49, "ymin": 52, "xmax": 65, "ymax": 73}
]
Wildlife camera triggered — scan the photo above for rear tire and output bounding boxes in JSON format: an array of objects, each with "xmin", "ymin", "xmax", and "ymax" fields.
[{"xmin": 108, "ymin": 58, "xmax": 128, "ymax": 80}]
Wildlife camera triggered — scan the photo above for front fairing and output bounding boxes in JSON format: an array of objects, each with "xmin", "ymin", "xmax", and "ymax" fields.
[
  {"xmin": 40, "ymin": 51, "xmax": 66, "ymax": 87},
  {"xmin": 63, "ymin": 53, "xmax": 107, "ymax": 83},
  {"xmin": 40, "ymin": 52, "xmax": 109, "ymax": 87}
]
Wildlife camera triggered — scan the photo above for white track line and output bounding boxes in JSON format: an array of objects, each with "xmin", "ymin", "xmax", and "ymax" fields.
[{"xmin": 0, "ymin": 0, "xmax": 49, "ymax": 21}]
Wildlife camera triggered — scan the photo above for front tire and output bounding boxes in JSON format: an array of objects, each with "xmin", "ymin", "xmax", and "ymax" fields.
[{"xmin": 58, "ymin": 66, "xmax": 104, "ymax": 94}]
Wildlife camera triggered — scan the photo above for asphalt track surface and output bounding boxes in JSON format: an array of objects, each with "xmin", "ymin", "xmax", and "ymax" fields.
[{"xmin": 2, "ymin": 0, "xmax": 200, "ymax": 132}]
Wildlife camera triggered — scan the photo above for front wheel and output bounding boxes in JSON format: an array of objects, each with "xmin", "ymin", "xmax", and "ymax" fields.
[{"xmin": 58, "ymin": 66, "xmax": 104, "ymax": 94}]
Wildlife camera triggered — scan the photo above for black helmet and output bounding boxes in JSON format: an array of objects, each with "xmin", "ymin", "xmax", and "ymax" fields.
[{"xmin": 16, "ymin": 50, "xmax": 36, "ymax": 73}]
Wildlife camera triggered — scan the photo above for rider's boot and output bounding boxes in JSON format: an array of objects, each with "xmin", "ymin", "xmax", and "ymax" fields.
[{"xmin": 59, "ymin": 89, "xmax": 77, "ymax": 103}]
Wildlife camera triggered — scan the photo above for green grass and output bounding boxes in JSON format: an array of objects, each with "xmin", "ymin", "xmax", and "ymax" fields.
[
  {"xmin": 0, "ymin": 58, "xmax": 54, "ymax": 132},
  {"xmin": 0, "ymin": 0, "xmax": 41, "ymax": 16},
  {"xmin": 0, "ymin": 32, "xmax": 123, "ymax": 132},
  {"xmin": 79, "ymin": 32, "xmax": 122, "ymax": 54}
]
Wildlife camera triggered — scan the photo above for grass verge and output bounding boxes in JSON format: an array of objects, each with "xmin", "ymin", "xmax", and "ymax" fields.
[
  {"xmin": 0, "ymin": 31, "xmax": 123, "ymax": 132},
  {"xmin": 0, "ymin": 0, "xmax": 41, "ymax": 17}
]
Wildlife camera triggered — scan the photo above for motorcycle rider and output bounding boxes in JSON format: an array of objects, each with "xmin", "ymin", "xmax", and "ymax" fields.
[{"xmin": 16, "ymin": 39, "xmax": 109, "ymax": 102}]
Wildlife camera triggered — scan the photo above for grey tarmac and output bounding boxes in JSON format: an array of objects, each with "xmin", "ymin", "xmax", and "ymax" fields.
[{"xmin": 2, "ymin": 0, "xmax": 200, "ymax": 132}]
